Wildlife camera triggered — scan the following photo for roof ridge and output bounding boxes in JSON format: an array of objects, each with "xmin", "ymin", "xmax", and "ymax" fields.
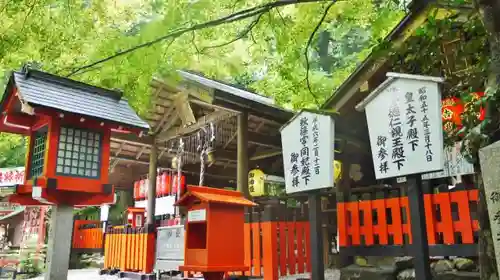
[{"xmin": 18, "ymin": 67, "xmax": 123, "ymax": 101}]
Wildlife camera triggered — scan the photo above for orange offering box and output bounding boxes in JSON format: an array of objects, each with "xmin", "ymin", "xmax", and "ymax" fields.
[{"xmin": 175, "ymin": 186, "xmax": 257, "ymax": 273}]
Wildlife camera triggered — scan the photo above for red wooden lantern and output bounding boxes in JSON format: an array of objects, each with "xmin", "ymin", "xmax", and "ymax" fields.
[{"xmin": 1, "ymin": 68, "xmax": 149, "ymax": 206}]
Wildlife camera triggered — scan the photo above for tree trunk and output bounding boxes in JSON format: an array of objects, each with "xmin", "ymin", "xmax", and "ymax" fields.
[{"xmin": 475, "ymin": 1, "xmax": 500, "ymax": 279}]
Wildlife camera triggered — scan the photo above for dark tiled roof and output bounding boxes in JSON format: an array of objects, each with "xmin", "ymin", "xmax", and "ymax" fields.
[{"xmin": 10, "ymin": 69, "xmax": 149, "ymax": 130}]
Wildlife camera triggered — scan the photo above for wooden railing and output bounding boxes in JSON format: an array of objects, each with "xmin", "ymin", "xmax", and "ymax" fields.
[
  {"xmin": 71, "ymin": 220, "xmax": 104, "ymax": 252},
  {"xmin": 337, "ymin": 184, "xmax": 479, "ymax": 256},
  {"xmin": 230, "ymin": 205, "xmax": 311, "ymax": 280},
  {"xmin": 97, "ymin": 204, "xmax": 312, "ymax": 279},
  {"xmin": 103, "ymin": 225, "xmax": 156, "ymax": 274}
]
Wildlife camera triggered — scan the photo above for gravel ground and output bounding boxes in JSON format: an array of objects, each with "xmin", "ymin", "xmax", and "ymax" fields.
[{"xmin": 28, "ymin": 268, "xmax": 340, "ymax": 280}]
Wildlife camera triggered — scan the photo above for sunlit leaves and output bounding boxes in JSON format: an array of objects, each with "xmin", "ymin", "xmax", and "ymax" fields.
[{"xmin": 1, "ymin": 0, "xmax": 404, "ymax": 112}]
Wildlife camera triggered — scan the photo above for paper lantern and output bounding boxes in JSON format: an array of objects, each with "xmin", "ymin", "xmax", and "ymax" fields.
[
  {"xmin": 143, "ymin": 178, "xmax": 149, "ymax": 200},
  {"xmin": 156, "ymin": 175, "xmax": 161, "ymax": 198},
  {"xmin": 172, "ymin": 175, "xmax": 186, "ymax": 197},
  {"xmin": 334, "ymin": 160, "xmax": 342, "ymax": 184},
  {"xmin": 162, "ymin": 173, "xmax": 171, "ymax": 196},
  {"xmin": 442, "ymin": 96, "xmax": 464, "ymax": 133},
  {"xmin": 133, "ymin": 181, "xmax": 140, "ymax": 201},
  {"xmin": 248, "ymin": 169, "xmax": 265, "ymax": 197},
  {"xmin": 464, "ymin": 92, "xmax": 486, "ymax": 121},
  {"xmin": 139, "ymin": 179, "xmax": 146, "ymax": 200}
]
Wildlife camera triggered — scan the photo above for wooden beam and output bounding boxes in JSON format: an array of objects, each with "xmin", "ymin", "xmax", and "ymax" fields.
[
  {"xmin": 157, "ymin": 109, "xmax": 234, "ymax": 142},
  {"xmin": 154, "ymin": 100, "xmax": 176, "ymax": 134},
  {"xmin": 111, "ymin": 132, "xmax": 153, "ymax": 146},
  {"xmin": 111, "ymin": 155, "xmax": 236, "ymax": 179},
  {"xmin": 136, "ymin": 146, "xmax": 147, "ymax": 160},
  {"xmin": 248, "ymin": 131, "xmax": 281, "ymax": 148},
  {"xmin": 250, "ymin": 150, "xmax": 282, "ymax": 161},
  {"xmin": 111, "ymin": 136, "xmax": 238, "ymax": 165},
  {"xmin": 159, "ymin": 110, "xmax": 179, "ymax": 134},
  {"xmin": 109, "ymin": 143, "xmax": 125, "ymax": 173},
  {"xmin": 174, "ymin": 92, "xmax": 196, "ymax": 126},
  {"xmin": 223, "ymin": 132, "xmax": 237, "ymax": 149}
]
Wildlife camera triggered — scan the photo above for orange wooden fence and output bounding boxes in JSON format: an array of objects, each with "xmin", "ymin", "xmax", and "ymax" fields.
[
  {"xmin": 230, "ymin": 206, "xmax": 311, "ymax": 280},
  {"xmin": 103, "ymin": 225, "xmax": 156, "ymax": 274},
  {"xmin": 72, "ymin": 220, "xmax": 104, "ymax": 251},
  {"xmin": 337, "ymin": 185, "xmax": 479, "ymax": 256},
  {"xmin": 98, "ymin": 205, "xmax": 312, "ymax": 279}
]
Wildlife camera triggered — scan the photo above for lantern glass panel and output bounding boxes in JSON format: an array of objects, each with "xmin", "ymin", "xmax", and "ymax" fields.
[
  {"xmin": 29, "ymin": 128, "xmax": 48, "ymax": 179},
  {"xmin": 56, "ymin": 126, "xmax": 102, "ymax": 178}
]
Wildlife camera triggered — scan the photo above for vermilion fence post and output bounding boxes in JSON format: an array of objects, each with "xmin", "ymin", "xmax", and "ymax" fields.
[
  {"xmin": 243, "ymin": 210, "xmax": 252, "ymax": 276},
  {"xmin": 359, "ymin": 193, "xmax": 374, "ymax": 246},
  {"xmin": 252, "ymin": 211, "xmax": 262, "ymax": 277},
  {"xmin": 296, "ymin": 209, "xmax": 307, "ymax": 274},
  {"xmin": 261, "ymin": 205, "xmax": 279, "ymax": 280}
]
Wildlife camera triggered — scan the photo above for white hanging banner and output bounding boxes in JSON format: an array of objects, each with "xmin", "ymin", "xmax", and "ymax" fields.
[
  {"xmin": 422, "ymin": 142, "xmax": 475, "ymax": 180},
  {"xmin": 134, "ymin": 196, "xmax": 175, "ymax": 216},
  {"xmin": 0, "ymin": 167, "xmax": 24, "ymax": 187},
  {"xmin": 100, "ymin": 205, "xmax": 110, "ymax": 221},
  {"xmin": 280, "ymin": 110, "xmax": 335, "ymax": 194},
  {"xmin": 357, "ymin": 73, "xmax": 445, "ymax": 180}
]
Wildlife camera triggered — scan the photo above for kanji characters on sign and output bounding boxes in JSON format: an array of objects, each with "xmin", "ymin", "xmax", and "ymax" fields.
[
  {"xmin": 281, "ymin": 110, "xmax": 335, "ymax": 194},
  {"xmin": 358, "ymin": 73, "xmax": 444, "ymax": 179}
]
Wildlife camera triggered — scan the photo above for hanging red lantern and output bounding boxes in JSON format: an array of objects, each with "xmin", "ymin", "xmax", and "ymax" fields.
[
  {"xmin": 172, "ymin": 175, "xmax": 186, "ymax": 198},
  {"xmin": 156, "ymin": 174, "xmax": 161, "ymax": 198},
  {"xmin": 161, "ymin": 173, "xmax": 170, "ymax": 196},
  {"xmin": 442, "ymin": 96, "xmax": 464, "ymax": 134},
  {"xmin": 464, "ymin": 91, "xmax": 486, "ymax": 121},
  {"xmin": 143, "ymin": 178, "xmax": 149, "ymax": 200},
  {"xmin": 139, "ymin": 179, "xmax": 146, "ymax": 200},
  {"xmin": 133, "ymin": 181, "xmax": 140, "ymax": 201}
]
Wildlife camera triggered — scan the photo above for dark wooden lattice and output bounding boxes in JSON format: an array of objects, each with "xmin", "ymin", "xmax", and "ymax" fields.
[
  {"xmin": 30, "ymin": 130, "xmax": 47, "ymax": 178},
  {"xmin": 56, "ymin": 127, "xmax": 102, "ymax": 178}
]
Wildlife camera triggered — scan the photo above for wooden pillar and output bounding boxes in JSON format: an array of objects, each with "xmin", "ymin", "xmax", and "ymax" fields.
[
  {"xmin": 336, "ymin": 151, "xmax": 353, "ymax": 268},
  {"xmin": 147, "ymin": 135, "xmax": 157, "ymax": 225},
  {"xmin": 237, "ymin": 111, "xmax": 250, "ymax": 198}
]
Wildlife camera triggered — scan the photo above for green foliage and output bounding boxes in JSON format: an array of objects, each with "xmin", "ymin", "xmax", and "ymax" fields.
[
  {"xmin": 108, "ymin": 190, "xmax": 133, "ymax": 224},
  {"xmin": 74, "ymin": 206, "xmax": 99, "ymax": 220},
  {"xmin": 388, "ymin": 11, "xmax": 491, "ymax": 162},
  {"xmin": 1, "ymin": 0, "xmax": 405, "ymax": 113},
  {"xmin": 0, "ymin": 133, "xmax": 26, "ymax": 168},
  {"xmin": 18, "ymin": 235, "xmax": 46, "ymax": 278}
]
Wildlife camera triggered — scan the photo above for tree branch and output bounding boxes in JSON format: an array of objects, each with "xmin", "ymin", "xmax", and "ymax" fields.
[
  {"xmin": 191, "ymin": 31, "xmax": 201, "ymax": 55},
  {"xmin": 304, "ymin": 0, "xmax": 336, "ymax": 106},
  {"xmin": 65, "ymin": 0, "xmax": 329, "ymax": 77},
  {"xmin": 201, "ymin": 13, "xmax": 264, "ymax": 52},
  {"xmin": 20, "ymin": 0, "xmax": 38, "ymax": 33}
]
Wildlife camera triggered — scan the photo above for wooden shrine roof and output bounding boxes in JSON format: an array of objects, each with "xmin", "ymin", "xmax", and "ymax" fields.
[
  {"xmin": 3, "ymin": 68, "xmax": 149, "ymax": 130},
  {"xmin": 109, "ymin": 71, "xmax": 294, "ymax": 188}
]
